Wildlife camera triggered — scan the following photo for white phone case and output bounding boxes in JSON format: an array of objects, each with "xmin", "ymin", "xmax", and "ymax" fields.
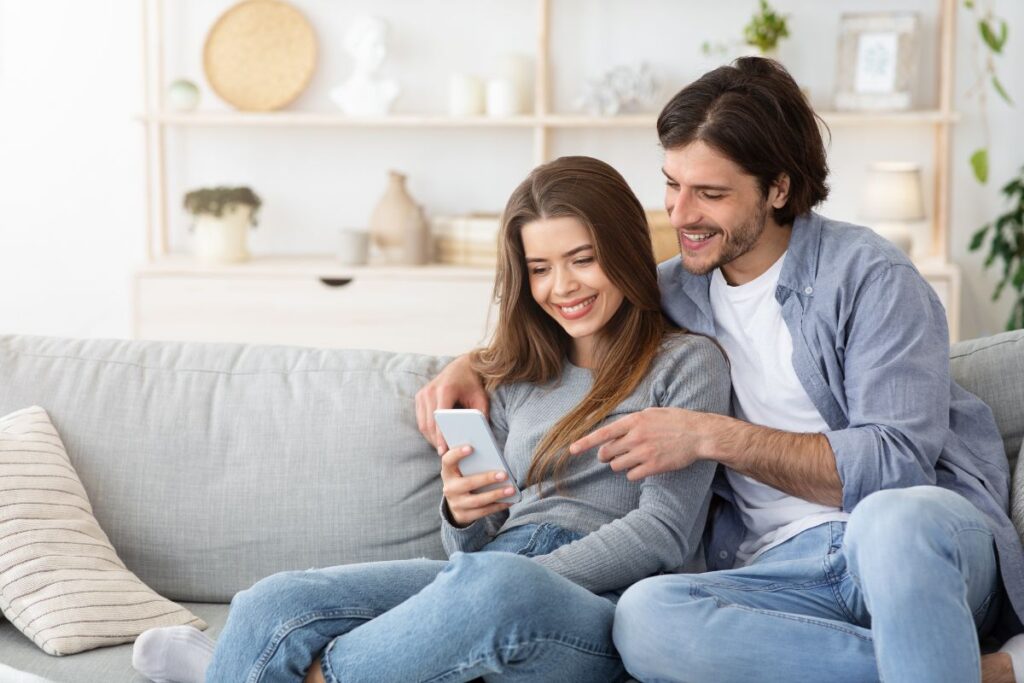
[{"xmin": 434, "ymin": 408, "xmax": 522, "ymax": 504}]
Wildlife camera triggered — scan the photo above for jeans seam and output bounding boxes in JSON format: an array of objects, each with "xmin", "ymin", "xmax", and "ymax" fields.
[
  {"xmin": 721, "ymin": 602, "xmax": 873, "ymax": 643},
  {"xmin": 247, "ymin": 608, "xmax": 379, "ymax": 683},
  {"xmin": 822, "ymin": 554, "xmax": 859, "ymax": 624},
  {"xmin": 414, "ymin": 633, "xmax": 621, "ymax": 683}
]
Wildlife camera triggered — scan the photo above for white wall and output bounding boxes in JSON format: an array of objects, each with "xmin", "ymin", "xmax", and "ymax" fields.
[{"xmin": 1, "ymin": 0, "xmax": 1022, "ymax": 340}]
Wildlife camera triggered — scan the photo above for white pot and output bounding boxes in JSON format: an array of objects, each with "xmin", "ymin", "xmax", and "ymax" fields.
[{"xmin": 192, "ymin": 205, "xmax": 253, "ymax": 264}]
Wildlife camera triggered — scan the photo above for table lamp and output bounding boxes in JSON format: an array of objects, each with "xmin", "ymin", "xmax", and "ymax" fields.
[{"xmin": 860, "ymin": 162, "xmax": 925, "ymax": 255}]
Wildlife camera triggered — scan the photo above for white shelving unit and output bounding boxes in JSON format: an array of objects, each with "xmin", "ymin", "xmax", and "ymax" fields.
[{"xmin": 136, "ymin": 0, "xmax": 962, "ymax": 348}]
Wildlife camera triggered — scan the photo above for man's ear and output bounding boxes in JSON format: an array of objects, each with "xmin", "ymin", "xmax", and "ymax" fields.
[{"xmin": 769, "ymin": 173, "xmax": 791, "ymax": 210}]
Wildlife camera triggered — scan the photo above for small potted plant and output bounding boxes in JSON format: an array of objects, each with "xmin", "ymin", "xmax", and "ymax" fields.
[
  {"xmin": 744, "ymin": 0, "xmax": 790, "ymax": 57},
  {"xmin": 183, "ymin": 186, "xmax": 262, "ymax": 264}
]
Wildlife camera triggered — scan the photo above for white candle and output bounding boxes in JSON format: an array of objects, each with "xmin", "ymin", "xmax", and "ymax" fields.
[
  {"xmin": 448, "ymin": 74, "xmax": 484, "ymax": 117},
  {"xmin": 486, "ymin": 78, "xmax": 519, "ymax": 117}
]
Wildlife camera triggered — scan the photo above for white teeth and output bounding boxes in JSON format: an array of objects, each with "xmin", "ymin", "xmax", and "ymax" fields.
[
  {"xmin": 686, "ymin": 233, "xmax": 714, "ymax": 242},
  {"xmin": 560, "ymin": 296, "xmax": 596, "ymax": 313}
]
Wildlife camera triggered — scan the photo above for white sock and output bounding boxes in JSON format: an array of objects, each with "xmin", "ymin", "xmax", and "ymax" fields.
[
  {"xmin": 999, "ymin": 633, "xmax": 1024, "ymax": 683},
  {"xmin": 132, "ymin": 625, "xmax": 215, "ymax": 683}
]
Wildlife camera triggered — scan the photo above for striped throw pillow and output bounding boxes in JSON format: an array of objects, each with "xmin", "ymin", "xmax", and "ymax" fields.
[{"xmin": 0, "ymin": 406, "xmax": 206, "ymax": 655}]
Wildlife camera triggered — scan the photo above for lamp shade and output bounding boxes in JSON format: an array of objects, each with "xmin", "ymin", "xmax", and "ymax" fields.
[{"xmin": 860, "ymin": 162, "xmax": 926, "ymax": 222}]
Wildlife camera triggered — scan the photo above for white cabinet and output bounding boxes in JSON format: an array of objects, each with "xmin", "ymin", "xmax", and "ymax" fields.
[{"xmin": 134, "ymin": 258, "xmax": 496, "ymax": 355}]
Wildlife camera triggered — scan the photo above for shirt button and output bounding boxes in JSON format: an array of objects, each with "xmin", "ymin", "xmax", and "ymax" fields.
[
  {"xmin": 804, "ymin": 286, "xmax": 814, "ymax": 295},
  {"xmin": 718, "ymin": 551, "xmax": 729, "ymax": 560}
]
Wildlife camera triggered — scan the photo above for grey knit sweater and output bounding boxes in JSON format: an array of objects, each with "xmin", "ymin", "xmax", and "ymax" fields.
[{"xmin": 440, "ymin": 332, "xmax": 731, "ymax": 594}]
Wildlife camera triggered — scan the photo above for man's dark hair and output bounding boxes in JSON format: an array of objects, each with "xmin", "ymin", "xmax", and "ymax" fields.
[{"xmin": 657, "ymin": 57, "xmax": 830, "ymax": 225}]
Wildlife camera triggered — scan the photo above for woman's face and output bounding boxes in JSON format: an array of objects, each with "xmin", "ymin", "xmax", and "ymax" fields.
[{"xmin": 520, "ymin": 215, "xmax": 625, "ymax": 367}]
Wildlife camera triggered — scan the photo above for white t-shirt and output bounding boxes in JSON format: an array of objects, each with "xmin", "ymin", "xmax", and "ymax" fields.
[{"xmin": 709, "ymin": 253, "xmax": 849, "ymax": 566}]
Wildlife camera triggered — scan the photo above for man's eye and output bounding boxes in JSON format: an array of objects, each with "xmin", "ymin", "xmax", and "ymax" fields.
[{"xmin": 703, "ymin": 193, "xmax": 724, "ymax": 200}]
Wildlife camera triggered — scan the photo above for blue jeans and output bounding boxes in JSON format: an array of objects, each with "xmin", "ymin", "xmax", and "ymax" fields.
[
  {"xmin": 613, "ymin": 486, "xmax": 1000, "ymax": 683},
  {"xmin": 206, "ymin": 523, "xmax": 627, "ymax": 683}
]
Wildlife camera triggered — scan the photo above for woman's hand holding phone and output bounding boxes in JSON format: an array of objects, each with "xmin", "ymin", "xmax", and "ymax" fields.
[{"xmin": 440, "ymin": 445, "xmax": 515, "ymax": 528}]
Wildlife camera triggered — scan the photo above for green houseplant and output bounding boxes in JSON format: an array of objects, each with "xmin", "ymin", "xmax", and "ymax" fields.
[
  {"xmin": 969, "ymin": 168, "xmax": 1024, "ymax": 330},
  {"xmin": 183, "ymin": 186, "xmax": 262, "ymax": 264},
  {"xmin": 963, "ymin": 1, "xmax": 1020, "ymax": 329},
  {"xmin": 743, "ymin": 0, "xmax": 790, "ymax": 55}
]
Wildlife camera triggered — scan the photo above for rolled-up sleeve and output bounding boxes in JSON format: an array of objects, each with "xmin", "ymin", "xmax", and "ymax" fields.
[{"xmin": 824, "ymin": 263, "xmax": 948, "ymax": 511}]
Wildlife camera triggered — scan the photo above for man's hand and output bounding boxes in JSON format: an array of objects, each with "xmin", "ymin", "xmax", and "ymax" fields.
[
  {"xmin": 569, "ymin": 407, "xmax": 718, "ymax": 481},
  {"xmin": 415, "ymin": 354, "xmax": 489, "ymax": 454},
  {"xmin": 571, "ymin": 407, "xmax": 843, "ymax": 506}
]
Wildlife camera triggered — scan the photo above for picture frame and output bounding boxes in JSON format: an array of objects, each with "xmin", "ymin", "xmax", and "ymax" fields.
[{"xmin": 834, "ymin": 13, "xmax": 920, "ymax": 111}]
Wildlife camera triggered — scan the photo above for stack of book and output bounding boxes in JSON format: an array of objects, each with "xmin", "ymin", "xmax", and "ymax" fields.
[{"xmin": 432, "ymin": 214, "xmax": 501, "ymax": 267}]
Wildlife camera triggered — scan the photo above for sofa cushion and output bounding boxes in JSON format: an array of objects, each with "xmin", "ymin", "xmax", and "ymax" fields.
[
  {"xmin": 0, "ymin": 406, "xmax": 206, "ymax": 655},
  {"xmin": 950, "ymin": 330, "xmax": 1024, "ymax": 469},
  {"xmin": 0, "ymin": 601, "xmax": 230, "ymax": 683},
  {"xmin": 0, "ymin": 336, "xmax": 449, "ymax": 604}
]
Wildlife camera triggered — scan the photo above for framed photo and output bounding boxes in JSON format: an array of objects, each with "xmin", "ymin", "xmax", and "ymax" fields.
[{"xmin": 834, "ymin": 13, "xmax": 920, "ymax": 111}]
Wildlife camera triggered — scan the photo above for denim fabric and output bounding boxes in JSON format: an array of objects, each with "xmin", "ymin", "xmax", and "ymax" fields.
[
  {"xmin": 206, "ymin": 523, "xmax": 627, "ymax": 683},
  {"xmin": 614, "ymin": 486, "xmax": 999, "ymax": 683},
  {"xmin": 656, "ymin": 211, "xmax": 1023, "ymax": 623}
]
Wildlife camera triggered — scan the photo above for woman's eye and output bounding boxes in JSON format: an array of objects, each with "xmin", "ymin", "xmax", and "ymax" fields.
[
  {"xmin": 573, "ymin": 257, "xmax": 594, "ymax": 266},
  {"xmin": 530, "ymin": 267, "xmax": 548, "ymax": 276}
]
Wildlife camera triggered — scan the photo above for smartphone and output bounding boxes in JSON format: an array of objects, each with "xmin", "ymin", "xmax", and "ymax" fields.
[{"xmin": 433, "ymin": 408, "xmax": 522, "ymax": 504}]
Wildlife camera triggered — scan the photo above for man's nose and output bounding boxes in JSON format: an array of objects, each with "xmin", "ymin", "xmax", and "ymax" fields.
[{"xmin": 668, "ymin": 191, "xmax": 701, "ymax": 229}]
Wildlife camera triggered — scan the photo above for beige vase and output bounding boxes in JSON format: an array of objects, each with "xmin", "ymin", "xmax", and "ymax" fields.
[
  {"xmin": 369, "ymin": 170, "xmax": 429, "ymax": 265},
  {"xmin": 192, "ymin": 205, "xmax": 253, "ymax": 264}
]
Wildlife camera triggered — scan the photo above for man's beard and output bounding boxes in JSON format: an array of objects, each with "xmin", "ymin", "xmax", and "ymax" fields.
[{"xmin": 679, "ymin": 201, "xmax": 770, "ymax": 276}]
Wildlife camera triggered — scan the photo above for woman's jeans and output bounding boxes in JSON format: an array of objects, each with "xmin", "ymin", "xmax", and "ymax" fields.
[
  {"xmin": 206, "ymin": 523, "xmax": 626, "ymax": 683},
  {"xmin": 613, "ymin": 486, "xmax": 1001, "ymax": 683}
]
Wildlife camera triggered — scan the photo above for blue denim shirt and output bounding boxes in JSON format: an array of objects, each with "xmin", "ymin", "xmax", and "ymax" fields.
[{"xmin": 657, "ymin": 211, "xmax": 1024, "ymax": 624}]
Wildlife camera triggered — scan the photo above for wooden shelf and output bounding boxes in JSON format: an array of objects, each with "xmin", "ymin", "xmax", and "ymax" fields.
[
  {"xmin": 136, "ymin": 254, "xmax": 496, "ymax": 281},
  {"xmin": 138, "ymin": 110, "xmax": 959, "ymax": 129}
]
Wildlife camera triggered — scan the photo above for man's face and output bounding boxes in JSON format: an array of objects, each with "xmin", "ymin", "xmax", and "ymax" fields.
[{"xmin": 662, "ymin": 141, "xmax": 778, "ymax": 277}]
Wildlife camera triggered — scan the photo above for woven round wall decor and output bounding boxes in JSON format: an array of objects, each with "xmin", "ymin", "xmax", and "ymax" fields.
[{"xmin": 203, "ymin": 0, "xmax": 317, "ymax": 111}]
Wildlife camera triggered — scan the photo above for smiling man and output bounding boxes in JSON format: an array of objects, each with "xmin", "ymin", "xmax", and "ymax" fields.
[{"xmin": 416, "ymin": 57, "xmax": 1024, "ymax": 683}]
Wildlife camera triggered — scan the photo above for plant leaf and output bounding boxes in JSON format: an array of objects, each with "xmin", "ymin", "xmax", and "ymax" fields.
[
  {"xmin": 1013, "ymin": 263, "xmax": 1024, "ymax": 289},
  {"xmin": 992, "ymin": 75, "xmax": 1014, "ymax": 105},
  {"xmin": 969, "ymin": 225, "xmax": 990, "ymax": 251},
  {"xmin": 980, "ymin": 20, "xmax": 1003, "ymax": 53},
  {"xmin": 971, "ymin": 148, "xmax": 989, "ymax": 184},
  {"xmin": 964, "ymin": 0, "xmax": 974, "ymax": 8}
]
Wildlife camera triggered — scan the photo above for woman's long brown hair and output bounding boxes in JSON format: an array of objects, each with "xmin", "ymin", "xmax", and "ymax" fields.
[{"xmin": 470, "ymin": 156, "xmax": 676, "ymax": 492}]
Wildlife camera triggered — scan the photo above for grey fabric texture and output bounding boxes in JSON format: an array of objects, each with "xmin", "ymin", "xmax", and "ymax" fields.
[
  {"xmin": 0, "ymin": 602, "xmax": 229, "ymax": 683},
  {"xmin": 1014, "ymin": 441, "xmax": 1024, "ymax": 550},
  {"xmin": 950, "ymin": 329, "xmax": 1024, "ymax": 470},
  {"xmin": 0, "ymin": 335, "xmax": 449, "ymax": 604}
]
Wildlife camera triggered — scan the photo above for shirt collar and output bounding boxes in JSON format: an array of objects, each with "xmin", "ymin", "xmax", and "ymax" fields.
[{"xmin": 777, "ymin": 212, "xmax": 823, "ymax": 295}]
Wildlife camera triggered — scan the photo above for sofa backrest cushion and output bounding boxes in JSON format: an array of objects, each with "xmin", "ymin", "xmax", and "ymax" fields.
[
  {"xmin": 0, "ymin": 336, "xmax": 448, "ymax": 603},
  {"xmin": 950, "ymin": 330, "xmax": 1024, "ymax": 470}
]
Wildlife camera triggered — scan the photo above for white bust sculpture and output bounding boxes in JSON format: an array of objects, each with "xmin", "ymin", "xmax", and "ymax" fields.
[{"xmin": 330, "ymin": 16, "xmax": 399, "ymax": 116}]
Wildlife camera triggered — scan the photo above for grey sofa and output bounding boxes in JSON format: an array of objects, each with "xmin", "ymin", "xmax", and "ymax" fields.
[{"xmin": 0, "ymin": 331, "xmax": 1022, "ymax": 682}]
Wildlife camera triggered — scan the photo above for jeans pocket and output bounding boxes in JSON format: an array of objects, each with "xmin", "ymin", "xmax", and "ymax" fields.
[{"xmin": 516, "ymin": 523, "xmax": 584, "ymax": 557}]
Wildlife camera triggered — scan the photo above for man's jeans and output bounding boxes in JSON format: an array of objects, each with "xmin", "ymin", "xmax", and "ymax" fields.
[
  {"xmin": 614, "ymin": 486, "xmax": 1000, "ymax": 683},
  {"xmin": 206, "ymin": 523, "xmax": 626, "ymax": 683}
]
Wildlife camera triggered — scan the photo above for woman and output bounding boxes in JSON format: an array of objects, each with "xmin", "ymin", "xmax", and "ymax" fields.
[{"xmin": 132, "ymin": 156, "xmax": 730, "ymax": 683}]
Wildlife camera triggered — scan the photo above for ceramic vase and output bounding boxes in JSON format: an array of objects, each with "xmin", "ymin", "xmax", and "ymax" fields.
[
  {"xmin": 192, "ymin": 205, "xmax": 253, "ymax": 264},
  {"xmin": 369, "ymin": 171, "xmax": 429, "ymax": 265}
]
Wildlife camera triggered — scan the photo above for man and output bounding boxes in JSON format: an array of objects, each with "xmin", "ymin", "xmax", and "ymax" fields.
[{"xmin": 416, "ymin": 58, "xmax": 1024, "ymax": 683}]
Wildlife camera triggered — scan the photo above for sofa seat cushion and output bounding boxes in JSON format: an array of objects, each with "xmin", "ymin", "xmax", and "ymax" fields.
[{"xmin": 0, "ymin": 602, "xmax": 229, "ymax": 683}]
